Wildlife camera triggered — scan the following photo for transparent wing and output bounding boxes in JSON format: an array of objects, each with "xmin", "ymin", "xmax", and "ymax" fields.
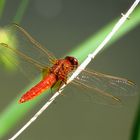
[
  {"xmin": 12, "ymin": 24, "xmax": 57, "ymax": 64},
  {"xmin": 72, "ymin": 69, "xmax": 137, "ymax": 105},
  {"xmin": 0, "ymin": 24, "xmax": 56, "ymax": 80}
]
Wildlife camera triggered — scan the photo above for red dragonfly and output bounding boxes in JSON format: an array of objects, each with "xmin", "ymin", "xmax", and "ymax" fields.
[{"xmin": 0, "ymin": 24, "xmax": 136, "ymax": 105}]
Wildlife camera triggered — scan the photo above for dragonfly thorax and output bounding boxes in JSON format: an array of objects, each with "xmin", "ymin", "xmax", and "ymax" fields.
[{"xmin": 50, "ymin": 56, "xmax": 78, "ymax": 82}]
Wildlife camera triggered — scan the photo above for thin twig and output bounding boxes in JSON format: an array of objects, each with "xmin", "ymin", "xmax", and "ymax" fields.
[{"xmin": 9, "ymin": 0, "xmax": 140, "ymax": 140}]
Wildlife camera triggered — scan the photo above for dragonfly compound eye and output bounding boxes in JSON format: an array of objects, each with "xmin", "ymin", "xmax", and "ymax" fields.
[{"xmin": 65, "ymin": 56, "xmax": 78, "ymax": 68}]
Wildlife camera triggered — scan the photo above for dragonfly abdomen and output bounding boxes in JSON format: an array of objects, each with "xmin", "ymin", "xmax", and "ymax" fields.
[{"xmin": 19, "ymin": 73, "xmax": 57, "ymax": 103}]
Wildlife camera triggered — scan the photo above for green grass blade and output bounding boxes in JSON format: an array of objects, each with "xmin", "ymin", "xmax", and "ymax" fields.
[
  {"xmin": 131, "ymin": 102, "xmax": 140, "ymax": 140},
  {"xmin": 12, "ymin": 0, "xmax": 29, "ymax": 23},
  {"xmin": 0, "ymin": 6, "xmax": 140, "ymax": 139},
  {"xmin": 0, "ymin": 0, "xmax": 6, "ymax": 18}
]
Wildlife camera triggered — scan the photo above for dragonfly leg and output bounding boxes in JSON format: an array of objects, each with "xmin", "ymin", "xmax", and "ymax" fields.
[
  {"xmin": 50, "ymin": 80, "xmax": 65, "ymax": 96},
  {"xmin": 57, "ymin": 81, "xmax": 65, "ymax": 96}
]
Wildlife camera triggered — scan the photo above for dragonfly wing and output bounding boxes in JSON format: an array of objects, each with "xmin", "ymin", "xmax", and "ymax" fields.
[
  {"xmin": 72, "ymin": 79, "xmax": 122, "ymax": 106},
  {"xmin": 0, "ymin": 24, "xmax": 54, "ymax": 80},
  {"xmin": 75, "ymin": 70, "xmax": 137, "ymax": 96},
  {"xmin": 72, "ymin": 69, "xmax": 137, "ymax": 105},
  {"xmin": 12, "ymin": 24, "xmax": 57, "ymax": 63}
]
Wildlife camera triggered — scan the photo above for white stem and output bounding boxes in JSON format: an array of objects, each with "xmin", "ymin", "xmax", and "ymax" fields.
[{"xmin": 9, "ymin": 0, "xmax": 140, "ymax": 140}]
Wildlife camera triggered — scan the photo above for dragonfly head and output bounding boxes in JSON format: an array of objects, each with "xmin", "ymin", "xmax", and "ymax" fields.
[{"xmin": 65, "ymin": 56, "xmax": 78, "ymax": 69}]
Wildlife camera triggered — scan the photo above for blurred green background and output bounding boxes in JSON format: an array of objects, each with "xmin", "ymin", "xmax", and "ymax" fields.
[{"xmin": 0, "ymin": 0, "xmax": 140, "ymax": 140}]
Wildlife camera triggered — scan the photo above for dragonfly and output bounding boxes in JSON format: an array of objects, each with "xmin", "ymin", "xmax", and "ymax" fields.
[{"xmin": 0, "ymin": 24, "xmax": 136, "ymax": 105}]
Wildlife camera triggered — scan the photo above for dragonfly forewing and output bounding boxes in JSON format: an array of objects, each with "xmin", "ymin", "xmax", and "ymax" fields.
[{"xmin": 72, "ymin": 69, "xmax": 137, "ymax": 105}]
